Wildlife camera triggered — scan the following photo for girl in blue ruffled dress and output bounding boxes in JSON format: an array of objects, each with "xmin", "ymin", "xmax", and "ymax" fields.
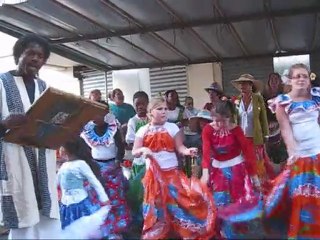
[
  {"xmin": 81, "ymin": 112, "xmax": 131, "ymax": 239},
  {"xmin": 57, "ymin": 137, "xmax": 110, "ymax": 237}
]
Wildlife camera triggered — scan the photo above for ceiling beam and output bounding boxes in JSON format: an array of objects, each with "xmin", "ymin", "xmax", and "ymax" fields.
[
  {"xmin": 212, "ymin": 0, "xmax": 249, "ymax": 56},
  {"xmin": 88, "ymin": 41, "xmax": 137, "ymax": 66},
  {"xmin": 51, "ymin": 5, "xmax": 320, "ymax": 44},
  {"xmin": 0, "ymin": 20, "xmax": 112, "ymax": 71},
  {"xmin": 263, "ymin": 0, "xmax": 281, "ymax": 52},
  {"xmin": 4, "ymin": 4, "xmax": 135, "ymax": 66},
  {"xmin": 100, "ymin": 0, "xmax": 190, "ymax": 62},
  {"xmin": 156, "ymin": 0, "xmax": 220, "ymax": 60},
  {"xmin": 51, "ymin": 0, "xmax": 164, "ymax": 64},
  {"xmin": 1, "ymin": 16, "xmax": 317, "ymax": 71},
  {"xmin": 98, "ymin": 48, "xmax": 320, "ymax": 70}
]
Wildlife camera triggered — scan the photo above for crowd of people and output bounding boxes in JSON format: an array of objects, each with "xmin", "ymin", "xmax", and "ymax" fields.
[{"xmin": 0, "ymin": 33, "xmax": 319, "ymax": 240}]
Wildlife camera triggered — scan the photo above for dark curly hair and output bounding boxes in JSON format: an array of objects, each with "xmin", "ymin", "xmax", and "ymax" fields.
[
  {"xmin": 63, "ymin": 137, "xmax": 104, "ymax": 185},
  {"xmin": 13, "ymin": 34, "xmax": 50, "ymax": 65},
  {"xmin": 133, "ymin": 91, "xmax": 149, "ymax": 102},
  {"xmin": 164, "ymin": 89, "xmax": 183, "ymax": 108}
]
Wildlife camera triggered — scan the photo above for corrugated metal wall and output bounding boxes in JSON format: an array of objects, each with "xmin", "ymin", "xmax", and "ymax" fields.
[
  {"xmin": 81, "ymin": 70, "xmax": 107, "ymax": 99},
  {"xmin": 222, "ymin": 57, "xmax": 274, "ymax": 95},
  {"xmin": 149, "ymin": 65, "xmax": 188, "ymax": 103}
]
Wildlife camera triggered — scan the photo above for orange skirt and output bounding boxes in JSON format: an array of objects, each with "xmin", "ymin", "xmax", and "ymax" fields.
[
  {"xmin": 142, "ymin": 159, "xmax": 216, "ymax": 239},
  {"xmin": 265, "ymin": 154, "xmax": 320, "ymax": 239}
]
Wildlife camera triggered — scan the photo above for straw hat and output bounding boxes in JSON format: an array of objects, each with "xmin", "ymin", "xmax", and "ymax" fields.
[
  {"xmin": 189, "ymin": 110, "xmax": 213, "ymax": 122},
  {"xmin": 231, "ymin": 74, "xmax": 263, "ymax": 93},
  {"xmin": 204, "ymin": 82, "xmax": 223, "ymax": 95}
]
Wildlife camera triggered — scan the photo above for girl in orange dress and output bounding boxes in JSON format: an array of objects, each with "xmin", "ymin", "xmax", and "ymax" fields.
[{"xmin": 132, "ymin": 97, "xmax": 216, "ymax": 239}]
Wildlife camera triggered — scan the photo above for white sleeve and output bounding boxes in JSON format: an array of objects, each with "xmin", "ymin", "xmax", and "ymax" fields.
[
  {"xmin": 166, "ymin": 122, "xmax": 180, "ymax": 137},
  {"xmin": 79, "ymin": 161, "xmax": 109, "ymax": 202},
  {"xmin": 135, "ymin": 124, "xmax": 147, "ymax": 139},
  {"xmin": 125, "ymin": 118, "xmax": 136, "ymax": 144}
]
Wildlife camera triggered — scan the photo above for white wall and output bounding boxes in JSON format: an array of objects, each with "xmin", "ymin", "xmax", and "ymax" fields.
[
  {"xmin": 112, "ymin": 68, "xmax": 151, "ymax": 105},
  {"xmin": 186, "ymin": 62, "xmax": 222, "ymax": 109},
  {"xmin": 39, "ymin": 67, "xmax": 80, "ymax": 95},
  {"xmin": 0, "ymin": 55, "xmax": 15, "ymax": 72},
  {"xmin": 0, "ymin": 55, "xmax": 80, "ymax": 95},
  {"xmin": 138, "ymin": 69, "xmax": 151, "ymax": 96}
]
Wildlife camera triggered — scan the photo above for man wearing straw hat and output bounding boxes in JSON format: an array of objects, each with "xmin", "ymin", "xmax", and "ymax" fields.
[{"xmin": 231, "ymin": 74, "xmax": 275, "ymax": 193}]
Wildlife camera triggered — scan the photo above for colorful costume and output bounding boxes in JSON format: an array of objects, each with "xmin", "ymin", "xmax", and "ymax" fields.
[
  {"xmin": 136, "ymin": 122, "xmax": 216, "ymax": 239},
  {"xmin": 57, "ymin": 160, "xmax": 109, "ymax": 229},
  {"xmin": 125, "ymin": 115, "xmax": 148, "ymax": 229},
  {"xmin": 265, "ymin": 87, "xmax": 320, "ymax": 239},
  {"xmin": 202, "ymin": 125, "xmax": 262, "ymax": 238},
  {"xmin": 237, "ymin": 94, "xmax": 275, "ymax": 192},
  {"xmin": 81, "ymin": 114, "xmax": 130, "ymax": 237}
]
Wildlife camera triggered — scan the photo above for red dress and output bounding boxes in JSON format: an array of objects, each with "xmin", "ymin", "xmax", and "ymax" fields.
[{"xmin": 202, "ymin": 125, "xmax": 262, "ymax": 238}]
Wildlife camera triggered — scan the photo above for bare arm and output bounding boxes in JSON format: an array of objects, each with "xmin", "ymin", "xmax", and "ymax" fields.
[
  {"xmin": 275, "ymin": 105, "xmax": 297, "ymax": 157},
  {"xmin": 175, "ymin": 130, "xmax": 196, "ymax": 156},
  {"xmin": 132, "ymin": 136, "xmax": 152, "ymax": 158},
  {"xmin": 132, "ymin": 136, "xmax": 144, "ymax": 157}
]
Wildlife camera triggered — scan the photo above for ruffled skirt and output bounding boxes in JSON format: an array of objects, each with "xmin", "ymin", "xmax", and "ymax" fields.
[
  {"xmin": 265, "ymin": 154, "xmax": 320, "ymax": 239},
  {"xmin": 209, "ymin": 161, "xmax": 263, "ymax": 238},
  {"xmin": 59, "ymin": 197, "xmax": 100, "ymax": 229},
  {"xmin": 95, "ymin": 160, "xmax": 131, "ymax": 236},
  {"xmin": 142, "ymin": 159, "xmax": 216, "ymax": 239},
  {"xmin": 247, "ymin": 138, "xmax": 275, "ymax": 193},
  {"xmin": 60, "ymin": 205, "xmax": 111, "ymax": 239}
]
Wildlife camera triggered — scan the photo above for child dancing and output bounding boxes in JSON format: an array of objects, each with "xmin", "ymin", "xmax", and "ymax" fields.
[
  {"xmin": 265, "ymin": 63, "xmax": 320, "ymax": 239},
  {"xmin": 201, "ymin": 100, "xmax": 262, "ymax": 238},
  {"xmin": 81, "ymin": 112, "xmax": 130, "ymax": 239},
  {"xmin": 132, "ymin": 97, "xmax": 216, "ymax": 239},
  {"xmin": 57, "ymin": 137, "xmax": 110, "ymax": 239}
]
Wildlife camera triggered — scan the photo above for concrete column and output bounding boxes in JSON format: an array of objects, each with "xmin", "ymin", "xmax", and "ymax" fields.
[{"xmin": 186, "ymin": 62, "xmax": 222, "ymax": 109}]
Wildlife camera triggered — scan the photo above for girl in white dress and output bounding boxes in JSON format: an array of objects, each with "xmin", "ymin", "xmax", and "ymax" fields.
[
  {"xmin": 265, "ymin": 63, "xmax": 320, "ymax": 239},
  {"xmin": 57, "ymin": 137, "xmax": 110, "ymax": 238}
]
